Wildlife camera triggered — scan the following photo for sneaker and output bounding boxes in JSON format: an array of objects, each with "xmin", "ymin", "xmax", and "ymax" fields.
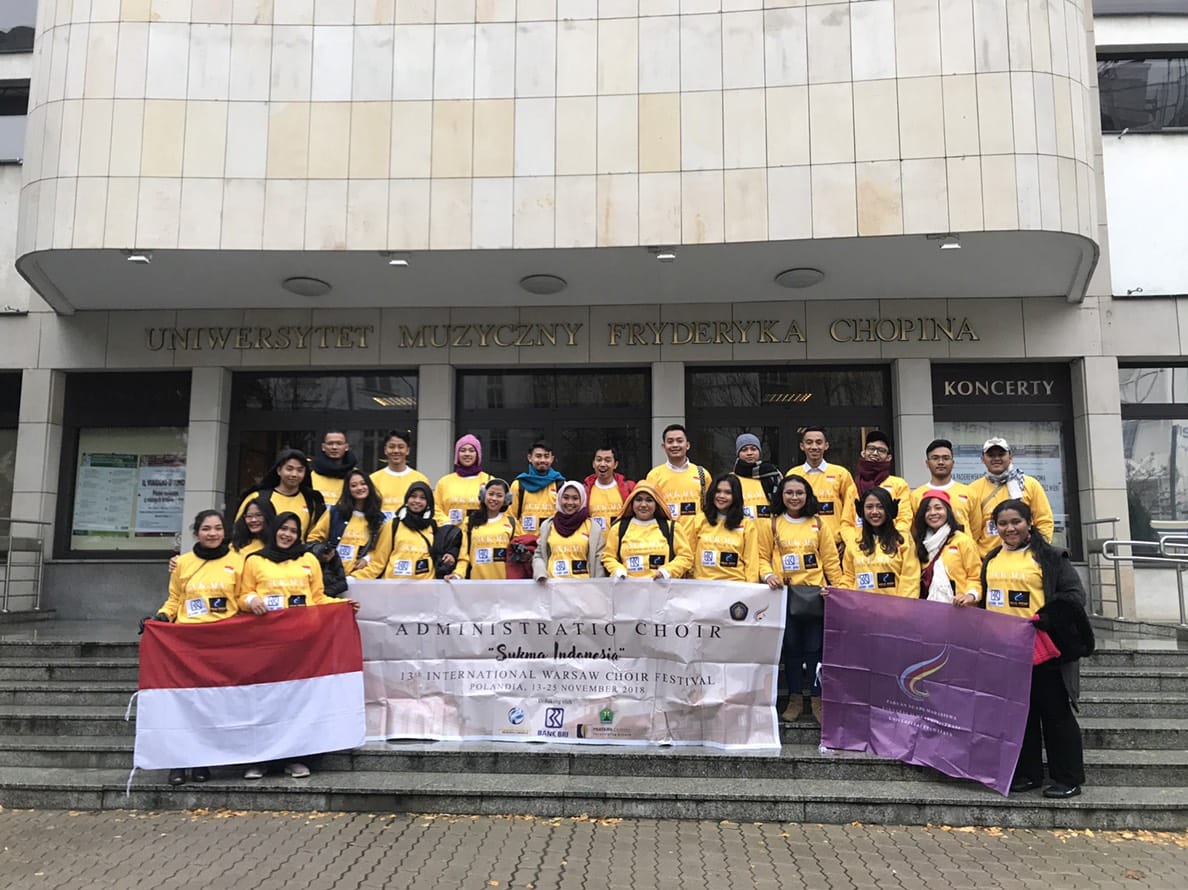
[
  {"xmin": 284, "ymin": 762, "xmax": 311, "ymax": 778},
  {"xmin": 168, "ymin": 769, "xmax": 186, "ymax": 786},
  {"xmin": 190, "ymin": 767, "xmax": 210, "ymax": 783},
  {"xmin": 243, "ymin": 765, "xmax": 265, "ymax": 780}
]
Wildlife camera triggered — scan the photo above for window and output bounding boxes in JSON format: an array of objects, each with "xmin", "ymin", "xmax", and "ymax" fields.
[
  {"xmin": 1120, "ymin": 366, "xmax": 1188, "ymax": 541},
  {"xmin": 229, "ymin": 372, "xmax": 418, "ymax": 497},
  {"xmin": 1099, "ymin": 55, "xmax": 1188, "ymax": 133},
  {"xmin": 456, "ymin": 370, "xmax": 651, "ymax": 483},
  {"xmin": 686, "ymin": 367, "xmax": 892, "ymax": 478},
  {"xmin": 57, "ymin": 373, "xmax": 191, "ymax": 558},
  {"xmin": 0, "ymin": 80, "xmax": 29, "ymax": 163},
  {"xmin": 0, "ymin": 0, "xmax": 35, "ymax": 54}
]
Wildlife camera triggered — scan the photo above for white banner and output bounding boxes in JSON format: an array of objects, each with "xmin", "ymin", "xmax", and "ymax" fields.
[{"xmin": 351, "ymin": 578, "xmax": 786, "ymax": 750}]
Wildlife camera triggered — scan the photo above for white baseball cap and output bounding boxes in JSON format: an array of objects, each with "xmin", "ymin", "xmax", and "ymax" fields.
[{"xmin": 982, "ymin": 437, "xmax": 1011, "ymax": 453}]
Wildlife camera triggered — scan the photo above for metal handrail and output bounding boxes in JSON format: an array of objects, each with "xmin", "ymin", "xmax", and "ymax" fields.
[
  {"xmin": 1101, "ymin": 537, "xmax": 1188, "ymax": 626},
  {"xmin": 1081, "ymin": 518, "xmax": 1120, "ymax": 618},
  {"xmin": 0, "ymin": 517, "xmax": 51, "ymax": 613}
]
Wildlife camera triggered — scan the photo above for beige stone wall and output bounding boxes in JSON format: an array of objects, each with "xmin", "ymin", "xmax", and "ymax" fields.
[{"xmin": 19, "ymin": 0, "xmax": 1099, "ymax": 256}]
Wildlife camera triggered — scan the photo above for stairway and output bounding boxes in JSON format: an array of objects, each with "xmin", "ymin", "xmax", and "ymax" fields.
[{"xmin": 0, "ymin": 628, "xmax": 1185, "ymax": 828}]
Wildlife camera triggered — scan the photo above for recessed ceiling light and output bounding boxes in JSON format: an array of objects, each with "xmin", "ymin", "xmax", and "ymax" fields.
[
  {"xmin": 649, "ymin": 246, "xmax": 677, "ymax": 263},
  {"xmin": 126, "ymin": 251, "xmax": 152, "ymax": 264},
  {"xmin": 382, "ymin": 252, "xmax": 410, "ymax": 267},
  {"xmin": 519, "ymin": 274, "xmax": 568, "ymax": 295},
  {"xmin": 282, "ymin": 276, "xmax": 332, "ymax": 297},
  {"xmin": 774, "ymin": 267, "xmax": 825, "ymax": 289},
  {"xmin": 928, "ymin": 233, "xmax": 962, "ymax": 250}
]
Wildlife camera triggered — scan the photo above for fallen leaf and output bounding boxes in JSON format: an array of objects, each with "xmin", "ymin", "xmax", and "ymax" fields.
[{"xmin": 1124, "ymin": 869, "xmax": 1145, "ymax": 880}]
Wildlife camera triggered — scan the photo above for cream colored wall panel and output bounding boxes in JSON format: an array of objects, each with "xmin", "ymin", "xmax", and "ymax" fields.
[
  {"xmin": 1057, "ymin": 156, "xmax": 1078, "ymax": 234},
  {"xmin": 722, "ymin": 11, "xmax": 765, "ymax": 90},
  {"xmin": 1014, "ymin": 154, "xmax": 1041, "ymax": 230},
  {"xmin": 597, "ymin": 95, "xmax": 639, "ymax": 174},
  {"xmin": 513, "ymin": 97, "xmax": 555, "ymax": 177},
  {"xmin": 183, "ymin": 101, "xmax": 229, "ymax": 178},
  {"xmin": 598, "ymin": 17, "xmax": 639, "ymax": 95},
  {"xmin": 317, "ymin": 0, "xmax": 355, "ymax": 23},
  {"xmin": 437, "ymin": 0, "xmax": 477, "ymax": 23},
  {"xmin": 1046, "ymin": 0, "xmax": 1069, "ymax": 79},
  {"xmin": 389, "ymin": 100, "xmax": 432, "ymax": 177},
  {"xmin": 1022, "ymin": 297, "xmax": 1101, "ymax": 357},
  {"xmin": 1005, "ymin": 0, "xmax": 1031, "ymax": 69},
  {"xmin": 851, "ymin": 0, "xmax": 895, "ymax": 81},
  {"xmin": 64, "ymin": 22, "xmax": 89, "ymax": 101},
  {"xmin": 766, "ymin": 165, "xmax": 811, "ymax": 240},
  {"xmin": 723, "ymin": 89, "xmax": 767, "ymax": 169},
  {"xmin": 805, "ymin": 3, "xmax": 849, "ymax": 85},
  {"xmin": 261, "ymin": 179, "xmax": 308, "ymax": 248},
  {"xmin": 393, "ymin": 26, "xmax": 434, "ymax": 99},
  {"xmin": 92, "ymin": 0, "xmax": 123, "ymax": 21},
  {"xmin": 680, "ymin": 13, "xmax": 723, "ymax": 92},
  {"xmin": 308, "ymin": 103, "xmax": 352, "ymax": 178},
  {"xmin": 1036, "ymin": 154, "xmax": 1060, "ymax": 230},
  {"xmin": 146, "ymin": 24, "xmax": 191, "ymax": 99},
  {"xmin": 1027, "ymin": 0, "xmax": 1051, "ymax": 72},
  {"xmin": 596, "ymin": 173, "xmax": 638, "ymax": 246},
  {"xmin": 472, "ymin": 99, "xmax": 515, "ymax": 177},
  {"xmin": 305, "ymin": 179, "xmax": 350, "ymax": 248},
  {"xmin": 388, "ymin": 178, "xmax": 431, "ymax": 248},
  {"xmin": 154, "ymin": 1, "xmax": 196, "ymax": 21},
  {"xmin": 84, "ymin": 22, "xmax": 120, "ymax": 98},
  {"xmin": 470, "ymin": 177, "xmax": 511, "ymax": 249},
  {"xmin": 356, "ymin": 0, "xmax": 390, "ymax": 23},
  {"xmin": 602, "ymin": 0, "xmax": 638, "ymax": 16},
  {"xmin": 809, "ymin": 82, "xmax": 853, "ymax": 164},
  {"xmin": 638, "ymin": 0, "xmax": 676, "ymax": 14},
  {"xmin": 765, "ymin": 86, "xmax": 809, "ymax": 166},
  {"xmin": 51, "ymin": 179, "xmax": 76, "ymax": 250},
  {"xmin": 638, "ymin": 171, "xmax": 682, "ymax": 245},
  {"xmin": 266, "ymin": 102, "xmax": 311, "ymax": 178},
  {"xmin": 1032, "ymin": 73, "xmax": 1057, "ymax": 156},
  {"xmin": 189, "ymin": 24, "xmax": 233, "ymax": 100},
  {"xmin": 972, "ymin": 0, "xmax": 1008, "ymax": 73},
  {"xmin": 102, "ymin": 178, "xmax": 139, "ymax": 247},
  {"xmin": 680, "ymin": 91, "xmax": 723, "ymax": 171},
  {"xmin": 228, "ymin": 25, "xmax": 272, "ymax": 100},
  {"xmin": 724, "ymin": 167, "xmax": 767, "ymax": 242},
  {"xmin": 1053, "ymin": 76, "xmax": 1075, "ymax": 160},
  {"xmin": 810, "ymin": 162, "xmax": 856, "ymax": 238},
  {"xmin": 135, "ymin": 177, "xmax": 182, "ymax": 248},
  {"xmin": 556, "ymin": 0, "xmax": 597, "ymax": 18},
  {"xmin": 113, "ymin": 22, "xmax": 149, "ymax": 98},
  {"xmin": 233, "ymin": 0, "xmax": 275, "ymax": 25},
  {"xmin": 429, "ymin": 178, "xmax": 473, "ymax": 249},
  {"xmin": 1009, "ymin": 71, "xmax": 1036, "ymax": 154},
  {"xmin": 431, "ymin": 100, "xmax": 474, "ymax": 178},
  {"xmin": 46, "ymin": 25, "xmax": 69, "ymax": 103},
  {"xmin": 659, "ymin": 301, "xmax": 735, "ymax": 362},
  {"xmin": 946, "ymin": 155, "xmax": 983, "ymax": 232},
  {"xmin": 140, "ymin": 100, "xmax": 186, "ymax": 177},
  {"xmin": 894, "ymin": 0, "xmax": 941, "ymax": 78},
  {"xmin": 476, "ymin": 22, "xmax": 517, "ymax": 98},
  {"xmin": 856, "ymin": 160, "xmax": 902, "ymax": 237},
  {"xmin": 554, "ymin": 174, "xmax": 596, "ymax": 247},
  {"xmin": 939, "ymin": 0, "xmax": 974, "ymax": 75},
  {"xmin": 555, "ymin": 96, "xmax": 597, "ymax": 174},
  {"xmin": 897, "ymin": 77, "xmax": 944, "ymax": 160},
  {"xmin": 72, "ymin": 178, "xmax": 108, "ymax": 248},
  {"xmin": 513, "ymin": 176, "xmax": 556, "ymax": 248},
  {"xmin": 178, "ymin": 178, "xmax": 225, "ymax": 248},
  {"xmin": 980, "ymin": 154, "xmax": 1018, "ymax": 231},
  {"xmin": 435, "ymin": 25, "xmax": 477, "ymax": 99},
  {"xmin": 275, "ymin": 0, "xmax": 315, "ymax": 25},
  {"xmin": 852, "ymin": 79, "xmax": 899, "ymax": 162},
  {"xmin": 518, "ymin": 0, "xmax": 558, "ymax": 20},
  {"xmin": 942, "ymin": 75, "xmax": 979, "ymax": 158},
  {"xmin": 270, "ymin": 26, "xmax": 314, "ymax": 101},
  {"xmin": 900, "ymin": 157, "xmax": 948, "ymax": 233},
  {"xmin": 976, "ymin": 72, "xmax": 1014, "ymax": 156},
  {"xmin": 395, "ymin": 0, "xmax": 433, "ymax": 23},
  {"xmin": 349, "ymin": 101, "xmax": 393, "ymax": 178},
  {"xmin": 220, "ymin": 178, "xmax": 266, "ymax": 248},
  {"xmin": 107, "ymin": 310, "xmax": 178, "ymax": 368},
  {"xmin": 639, "ymin": 15, "xmax": 680, "ymax": 93},
  {"xmin": 948, "ymin": 298, "xmax": 1024, "ymax": 358},
  {"xmin": 56, "ymin": 100, "xmax": 83, "ymax": 178},
  {"xmin": 311, "ymin": 26, "xmax": 353, "ymax": 100},
  {"xmin": 345, "ymin": 178, "xmax": 389, "ymax": 248},
  {"xmin": 224, "ymin": 101, "xmax": 269, "ymax": 178}
]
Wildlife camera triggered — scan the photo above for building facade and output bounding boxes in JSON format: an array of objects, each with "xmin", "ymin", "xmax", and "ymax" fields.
[{"xmin": 0, "ymin": 0, "xmax": 1183, "ymax": 618}]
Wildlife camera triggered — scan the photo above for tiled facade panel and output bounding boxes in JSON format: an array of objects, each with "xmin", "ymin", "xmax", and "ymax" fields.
[{"xmin": 20, "ymin": 0, "xmax": 1098, "ymax": 255}]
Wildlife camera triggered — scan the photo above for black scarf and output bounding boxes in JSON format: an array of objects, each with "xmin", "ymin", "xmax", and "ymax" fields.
[
  {"xmin": 733, "ymin": 459, "xmax": 783, "ymax": 499},
  {"xmin": 399, "ymin": 483, "xmax": 436, "ymax": 532},
  {"xmin": 192, "ymin": 541, "xmax": 230, "ymax": 561},
  {"xmin": 310, "ymin": 451, "xmax": 357, "ymax": 478}
]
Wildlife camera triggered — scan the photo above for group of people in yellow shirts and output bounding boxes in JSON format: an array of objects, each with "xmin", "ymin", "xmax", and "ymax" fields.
[{"xmin": 157, "ymin": 424, "xmax": 1089, "ymax": 799}]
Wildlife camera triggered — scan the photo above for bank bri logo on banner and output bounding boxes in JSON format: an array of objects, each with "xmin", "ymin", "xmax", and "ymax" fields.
[{"xmin": 897, "ymin": 646, "xmax": 951, "ymax": 700}]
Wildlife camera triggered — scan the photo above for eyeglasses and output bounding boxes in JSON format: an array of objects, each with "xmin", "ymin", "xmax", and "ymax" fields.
[
  {"xmin": 927, "ymin": 455, "xmax": 954, "ymax": 462},
  {"xmin": 864, "ymin": 446, "xmax": 889, "ymax": 457}
]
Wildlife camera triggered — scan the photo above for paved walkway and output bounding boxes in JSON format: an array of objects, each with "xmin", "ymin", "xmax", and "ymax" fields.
[{"xmin": 0, "ymin": 808, "xmax": 1184, "ymax": 889}]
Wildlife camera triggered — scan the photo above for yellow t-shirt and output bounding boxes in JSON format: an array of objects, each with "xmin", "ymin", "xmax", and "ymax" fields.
[
  {"xmin": 587, "ymin": 481, "xmax": 627, "ymax": 534},
  {"xmin": 370, "ymin": 467, "xmax": 431, "ymax": 519},
  {"xmin": 842, "ymin": 475, "xmax": 913, "ymax": 548},
  {"xmin": 843, "ymin": 539, "xmax": 921, "ymax": 599},
  {"xmin": 455, "ymin": 514, "xmax": 517, "ymax": 580},
  {"xmin": 983, "ymin": 545, "xmax": 1046, "ymax": 618},
  {"xmin": 307, "ymin": 509, "xmax": 385, "ymax": 575},
  {"xmin": 433, "ymin": 472, "xmax": 492, "ymax": 526},
  {"xmin": 758, "ymin": 514, "xmax": 844, "ymax": 588},
  {"xmin": 542, "ymin": 518, "xmax": 597, "ymax": 579},
  {"xmin": 602, "ymin": 519, "xmax": 693, "ymax": 579},
  {"xmin": 966, "ymin": 475, "xmax": 1057, "ymax": 555},
  {"xmin": 365, "ymin": 522, "xmax": 436, "ymax": 581},
  {"xmin": 310, "ymin": 470, "xmax": 349, "ymax": 507},
  {"xmin": 795, "ymin": 462, "xmax": 856, "ymax": 546},
  {"xmin": 925, "ymin": 530, "xmax": 983, "ymax": 601},
  {"xmin": 239, "ymin": 553, "xmax": 329, "ymax": 610},
  {"xmin": 160, "ymin": 551, "xmax": 243, "ymax": 623},
  {"xmin": 734, "ymin": 475, "xmax": 774, "ymax": 523},
  {"xmin": 645, "ymin": 462, "xmax": 712, "ymax": 537},
  {"xmin": 509, "ymin": 480, "xmax": 561, "ymax": 535},
  {"xmin": 238, "ymin": 489, "xmax": 314, "ymax": 537},
  {"xmin": 691, "ymin": 516, "xmax": 758, "ymax": 583}
]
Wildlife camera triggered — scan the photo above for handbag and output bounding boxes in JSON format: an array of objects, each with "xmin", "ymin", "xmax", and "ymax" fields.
[{"xmin": 787, "ymin": 584, "xmax": 824, "ymax": 619}]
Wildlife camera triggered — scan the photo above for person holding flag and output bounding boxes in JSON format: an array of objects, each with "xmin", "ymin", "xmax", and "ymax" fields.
[{"xmin": 842, "ymin": 487, "xmax": 921, "ymax": 598}]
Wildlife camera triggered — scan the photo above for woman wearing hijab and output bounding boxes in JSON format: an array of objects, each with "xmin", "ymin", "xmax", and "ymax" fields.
[
  {"xmin": 239, "ymin": 511, "xmax": 356, "ymax": 780},
  {"xmin": 533, "ymin": 481, "xmax": 606, "ymax": 581},
  {"xmin": 358, "ymin": 482, "xmax": 460, "ymax": 580},
  {"xmin": 235, "ymin": 449, "xmax": 325, "ymax": 538},
  {"xmin": 692, "ymin": 474, "xmax": 758, "ymax": 583},
  {"xmin": 434, "ymin": 434, "xmax": 491, "ymax": 526},
  {"xmin": 911, "ymin": 489, "xmax": 981, "ymax": 605},
  {"xmin": 154, "ymin": 509, "xmax": 243, "ymax": 786},
  {"xmin": 601, "ymin": 482, "xmax": 693, "ymax": 579},
  {"xmin": 842, "ymin": 486, "xmax": 921, "ymax": 598},
  {"xmin": 730, "ymin": 433, "xmax": 782, "ymax": 522},
  {"xmin": 448, "ymin": 479, "xmax": 517, "ymax": 580}
]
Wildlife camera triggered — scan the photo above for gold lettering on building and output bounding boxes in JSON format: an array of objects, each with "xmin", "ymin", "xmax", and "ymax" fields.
[
  {"xmin": 396, "ymin": 323, "xmax": 585, "ymax": 350},
  {"xmin": 144, "ymin": 325, "xmax": 376, "ymax": 351},
  {"xmin": 605, "ymin": 320, "xmax": 805, "ymax": 347},
  {"xmin": 827, "ymin": 317, "xmax": 980, "ymax": 343}
]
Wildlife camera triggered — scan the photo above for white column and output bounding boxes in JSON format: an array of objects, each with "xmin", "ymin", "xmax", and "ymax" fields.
[
  {"xmin": 10, "ymin": 369, "xmax": 66, "ymax": 556},
  {"xmin": 891, "ymin": 358, "xmax": 935, "ymax": 488},
  {"xmin": 651, "ymin": 362, "xmax": 685, "ymax": 467},
  {"xmin": 1072, "ymin": 355, "xmax": 1135, "ymax": 615},
  {"xmin": 182, "ymin": 367, "xmax": 233, "ymax": 521},
  {"xmin": 417, "ymin": 363, "xmax": 455, "ymax": 482}
]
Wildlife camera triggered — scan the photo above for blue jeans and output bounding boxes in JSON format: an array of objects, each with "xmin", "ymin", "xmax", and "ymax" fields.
[{"xmin": 781, "ymin": 616, "xmax": 824, "ymax": 698}]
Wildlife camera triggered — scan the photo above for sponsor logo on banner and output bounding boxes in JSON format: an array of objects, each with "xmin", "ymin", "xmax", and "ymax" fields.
[
  {"xmin": 507, "ymin": 707, "xmax": 525, "ymax": 725},
  {"xmin": 599, "ymin": 707, "xmax": 614, "ymax": 725},
  {"xmin": 729, "ymin": 602, "xmax": 749, "ymax": 621},
  {"xmin": 545, "ymin": 707, "xmax": 564, "ymax": 728}
]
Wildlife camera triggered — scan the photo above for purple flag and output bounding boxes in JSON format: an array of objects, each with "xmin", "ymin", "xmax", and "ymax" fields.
[{"xmin": 820, "ymin": 588, "xmax": 1035, "ymax": 795}]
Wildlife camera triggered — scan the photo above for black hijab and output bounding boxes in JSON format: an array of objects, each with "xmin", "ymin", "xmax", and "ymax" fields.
[
  {"xmin": 398, "ymin": 482, "xmax": 436, "ymax": 532},
  {"xmin": 255, "ymin": 511, "xmax": 308, "ymax": 563}
]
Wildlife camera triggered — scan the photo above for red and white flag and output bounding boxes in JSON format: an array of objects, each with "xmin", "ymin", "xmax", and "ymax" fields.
[{"xmin": 133, "ymin": 603, "xmax": 365, "ymax": 770}]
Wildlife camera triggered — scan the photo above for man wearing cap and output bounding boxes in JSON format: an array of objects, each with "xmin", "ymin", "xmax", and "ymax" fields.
[
  {"xmin": 842, "ymin": 430, "xmax": 912, "ymax": 548},
  {"xmin": 911, "ymin": 438, "xmax": 973, "ymax": 532},
  {"xmin": 967, "ymin": 437, "xmax": 1056, "ymax": 555},
  {"xmin": 730, "ymin": 433, "xmax": 782, "ymax": 522}
]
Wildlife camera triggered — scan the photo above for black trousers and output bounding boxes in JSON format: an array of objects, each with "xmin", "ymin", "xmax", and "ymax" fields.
[
  {"xmin": 1015, "ymin": 662, "xmax": 1085, "ymax": 786},
  {"xmin": 781, "ymin": 616, "xmax": 823, "ymax": 698}
]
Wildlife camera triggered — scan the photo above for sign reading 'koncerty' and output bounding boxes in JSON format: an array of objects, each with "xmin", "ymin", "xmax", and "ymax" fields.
[{"xmin": 352, "ymin": 578, "xmax": 784, "ymax": 750}]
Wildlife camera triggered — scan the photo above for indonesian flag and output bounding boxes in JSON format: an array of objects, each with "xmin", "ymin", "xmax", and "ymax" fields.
[{"xmin": 133, "ymin": 603, "xmax": 365, "ymax": 770}]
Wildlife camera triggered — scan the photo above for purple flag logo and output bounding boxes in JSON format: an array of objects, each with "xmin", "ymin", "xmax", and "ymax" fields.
[
  {"xmin": 897, "ymin": 646, "xmax": 951, "ymax": 700},
  {"xmin": 753, "ymin": 605, "xmax": 768, "ymax": 621}
]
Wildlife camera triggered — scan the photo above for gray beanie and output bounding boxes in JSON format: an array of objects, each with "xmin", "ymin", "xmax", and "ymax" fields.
[{"xmin": 735, "ymin": 433, "xmax": 762, "ymax": 456}]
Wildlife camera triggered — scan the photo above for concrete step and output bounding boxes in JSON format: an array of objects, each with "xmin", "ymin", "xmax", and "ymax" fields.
[
  {"xmin": 0, "ymin": 681, "xmax": 135, "ymax": 707},
  {"xmin": 0, "ymin": 705, "xmax": 134, "ymax": 736},
  {"xmin": 1087, "ymin": 649, "xmax": 1188, "ymax": 668},
  {"xmin": 1078, "ymin": 665, "xmax": 1188, "ymax": 692},
  {"xmin": 0, "ymin": 766, "xmax": 1182, "ymax": 830},
  {"xmin": 0, "ymin": 659, "xmax": 139, "ymax": 682},
  {"xmin": 1076, "ymin": 690, "xmax": 1188, "ymax": 719},
  {"xmin": 0, "ymin": 735, "xmax": 133, "ymax": 769},
  {"xmin": 0, "ymin": 641, "xmax": 140, "ymax": 660}
]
